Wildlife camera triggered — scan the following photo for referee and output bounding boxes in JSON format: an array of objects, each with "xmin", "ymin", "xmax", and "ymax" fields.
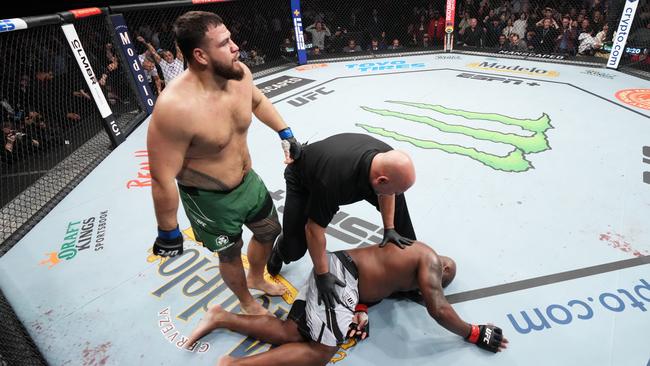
[{"xmin": 268, "ymin": 133, "xmax": 417, "ymax": 308}]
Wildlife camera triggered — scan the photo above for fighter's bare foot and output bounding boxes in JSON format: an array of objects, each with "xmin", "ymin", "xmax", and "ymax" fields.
[
  {"xmin": 185, "ymin": 305, "xmax": 229, "ymax": 349},
  {"xmin": 247, "ymin": 276, "xmax": 286, "ymax": 296},
  {"xmin": 217, "ymin": 355, "xmax": 235, "ymax": 366},
  {"xmin": 240, "ymin": 300, "xmax": 271, "ymax": 316}
]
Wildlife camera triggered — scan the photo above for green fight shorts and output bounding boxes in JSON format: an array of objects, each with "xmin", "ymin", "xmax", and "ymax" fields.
[{"xmin": 178, "ymin": 170, "xmax": 276, "ymax": 252}]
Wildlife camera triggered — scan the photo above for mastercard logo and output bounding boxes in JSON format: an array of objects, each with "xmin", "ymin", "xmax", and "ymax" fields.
[{"xmin": 615, "ymin": 89, "xmax": 650, "ymax": 110}]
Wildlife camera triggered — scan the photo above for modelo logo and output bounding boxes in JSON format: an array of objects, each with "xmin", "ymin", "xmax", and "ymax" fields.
[
  {"xmin": 507, "ymin": 279, "xmax": 650, "ymax": 334},
  {"xmin": 468, "ymin": 62, "xmax": 559, "ymax": 77},
  {"xmin": 111, "ymin": 15, "xmax": 156, "ymax": 110},
  {"xmin": 117, "ymin": 26, "xmax": 155, "ymax": 108},
  {"xmin": 345, "ymin": 60, "xmax": 425, "ymax": 72}
]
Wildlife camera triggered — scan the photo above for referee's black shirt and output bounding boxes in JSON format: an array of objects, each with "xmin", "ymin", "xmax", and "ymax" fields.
[{"xmin": 294, "ymin": 133, "xmax": 393, "ymax": 228}]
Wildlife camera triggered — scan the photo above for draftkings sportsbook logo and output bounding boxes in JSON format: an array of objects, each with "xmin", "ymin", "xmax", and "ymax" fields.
[
  {"xmin": 467, "ymin": 61, "xmax": 559, "ymax": 77},
  {"xmin": 39, "ymin": 210, "xmax": 110, "ymax": 268},
  {"xmin": 357, "ymin": 101, "xmax": 553, "ymax": 172}
]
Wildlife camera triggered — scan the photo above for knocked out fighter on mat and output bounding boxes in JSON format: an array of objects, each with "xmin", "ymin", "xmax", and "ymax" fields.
[
  {"xmin": 268, "ymin": 133, "xmax": 419, "ymax": 309},
  {"xmin": 188, "ymin": 241, "xmax": 508, "ymax": 366},
  {"xmin": 147, "ymin": 11, "xmax": 302, "ymax": 315}
]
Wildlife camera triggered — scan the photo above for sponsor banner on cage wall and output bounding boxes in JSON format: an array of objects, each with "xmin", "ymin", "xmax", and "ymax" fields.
[
  {"xmin": 291, "ymin": 0, "xmax": 307, "ymax": 64},
  {"xmin": 61, "ymin": 23, "xmax": 124, "ymax": 146},
  {"xmin": 111, "ymin": 14, "xmax": 156, "ymax": 114},
  {"xmin": 445, "ymin": 0, "xmax": 456, "ymax": 34},
  {"xmin": 607, "ymin": 0, "xmax": 641, "ymax": 69},
  {"xmin": 0, "ymin": 18, "xmax": 27, "ymax": 32}
]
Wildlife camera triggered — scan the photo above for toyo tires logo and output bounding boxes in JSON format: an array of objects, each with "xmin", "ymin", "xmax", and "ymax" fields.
[{"xmin": 357, "ymin": 101, "xmax": 553, "ymax": 172}]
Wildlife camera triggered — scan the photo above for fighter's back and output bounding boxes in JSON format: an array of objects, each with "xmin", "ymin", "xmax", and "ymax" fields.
[{"xmin": 346, "ymin": 241, "xmax": 437, "ymax": 303}]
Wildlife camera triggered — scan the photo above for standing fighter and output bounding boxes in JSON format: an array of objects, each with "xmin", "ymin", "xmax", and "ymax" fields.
[
  {"xmin": 268, "ymin": 133, "xmax": 417, "ymax": 309},
  {"xmin": 147, "ymin": 11, "xmax": 302, "ymax": 315}
]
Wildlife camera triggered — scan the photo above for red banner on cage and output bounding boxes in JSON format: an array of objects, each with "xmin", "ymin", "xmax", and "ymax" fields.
[
  {"xmin": 445, "ymin": 0, "xmax": 456, "ymax": 34},
  {"xmin": 69, "ymin": 8, "xmax": 102, "ymax": 19}
]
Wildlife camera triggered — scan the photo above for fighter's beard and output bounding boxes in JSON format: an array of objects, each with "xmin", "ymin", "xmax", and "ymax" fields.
[{"xmin": 212, "ymin": 59, "xmax": 244, "ymax": 80}]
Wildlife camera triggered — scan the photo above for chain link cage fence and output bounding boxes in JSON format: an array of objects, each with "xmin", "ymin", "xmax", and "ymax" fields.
[
  {"xmin": 0, "ymin": 12, "xmax": 144, "ymax": 364},
  {"xmin": 299, "ymin": 0, "xmax": 447, "ymax": 60},
  {"xmin": 1, "ymin": 20, "xmax": 108, "ymax": 236},
  {"xmin": 112, "ymin": 0, "xmax": 293, "ymax": 77},
  {"xmin": 448, "ymin": 0, "xmax": 634, "ymax": 65},
  {"xmin": 71, "ymin": 10, "xmax": 146, "ymax": 133},
  {"xmin": 1, "ymin": 14, "xmax": 145, "ymax": 248}
]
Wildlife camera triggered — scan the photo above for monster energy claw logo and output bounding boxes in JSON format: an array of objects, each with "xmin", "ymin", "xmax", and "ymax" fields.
[{"xmin": 357, "ymin": 101, "xmax": 553, "ymax": 172}]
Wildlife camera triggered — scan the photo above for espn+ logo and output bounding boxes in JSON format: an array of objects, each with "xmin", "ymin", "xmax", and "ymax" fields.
[{"xmin": 507, "ymin": 279, "xmax": 650, "ymax": 334}]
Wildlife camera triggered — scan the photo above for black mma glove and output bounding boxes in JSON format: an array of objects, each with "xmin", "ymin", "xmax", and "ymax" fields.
[
  {"xmin": 347, "ymin": 303, "xmax": 370, "ymax": 341},
  {"xmin": 278, "ymin": 127, "xmax": 302, "ymax": 161},
  {"xmin": 314, "ymin": 271, "xmax": 345, "ymax": 309},
  {"xmin": 379, "ymin": 228, "xmax": 414, "ymax": 249},
  {"xmin": 466, "ymin": 324, "xmax": 505, "ymax": 353},
  {"xmin": 153, "ymin": 226, "xmax": 183, "ymax": 257}
]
